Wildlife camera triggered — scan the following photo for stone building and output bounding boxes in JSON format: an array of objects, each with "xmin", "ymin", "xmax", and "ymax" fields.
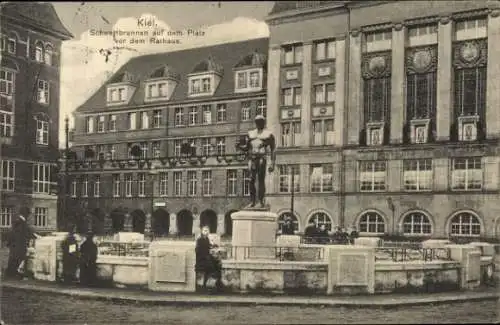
[
  {"xmin": 0, "ymin": 2, "xmax": 73, "ymax": 236},
  {"xmin": 66, "ymin": 38, "xmax": 268, "ymax": 237},
  {"xmin": 264, "ymin": 0, "xmax": 500, "ymax": 239}
]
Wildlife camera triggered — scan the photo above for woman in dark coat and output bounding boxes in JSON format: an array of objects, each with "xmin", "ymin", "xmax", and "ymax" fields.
[
  {"xmin": 79, "ymin": 231, "xmax": 98, "ymax": 287},
  {"xmin": 195, "ymin": 226, "xmax": 221, "ymax": 290}
]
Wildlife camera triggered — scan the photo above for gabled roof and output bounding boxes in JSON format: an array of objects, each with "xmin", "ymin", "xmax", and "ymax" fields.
[
  {"xmin": 149, "ymin": 65, "xmax": 180, "ymax": 80},
  {"xmin": 76, "ymin": 37, "xmax": 269, "ymax": 113},
  {"xmin": 0, "ymin": 2, "xmax": 73, "ymax": 40},
  {"xmin": 191, "ymin": 56, "xmax": 224, "ymax": 75},
  {"xmin": 109, "ymin": 71, "xmax": 136, "ymax": 84},
  {"xmin": 235, "ymin": 51, "xmax": 267, "ymax": 69}
]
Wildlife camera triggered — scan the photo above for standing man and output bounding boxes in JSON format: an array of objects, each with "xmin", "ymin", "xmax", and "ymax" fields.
[
  {"xmin": 5, "ymin": 212, "xmax": 39, "ymax": 279},
  {"xmin": 238, "ymin": 115, "xmax": 276, "ymax": 209}
]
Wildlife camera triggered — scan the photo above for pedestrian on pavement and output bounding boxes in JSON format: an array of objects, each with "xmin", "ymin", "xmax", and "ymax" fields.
[
  {"xmin": 195, "ymin": 226, "xmax": 222, "ymax": 292},
  {"xmin": 5, "ymin": 213, "xmax": 39, "ymax": 279},
  {"xmin": 61, "ymin": 226, "xmax": 80, "ymax": 284},
  {"xmin": 79, "ymin": 231, "xmax": 98, "ymax": 287}
]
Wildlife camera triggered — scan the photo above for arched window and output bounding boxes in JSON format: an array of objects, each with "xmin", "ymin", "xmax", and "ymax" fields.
[
  {"xmin": 44, "ymin": 44, "xmax": 53, "ymax": 65},
  {"xmin": 358, "ymin": 211, "xmax": 385, "ymax": 234},
  {"xmin": 450, "ymin": 212, "xmax": 481, "ymax": 236},
  {"xmin": 35, "ymin": 41, "xmax": 44, "ymax": 62},
  {"xmin": 308, "ymin": 211, "xmax": 333, "ymax": 231},
  {"xmin": 277, "ymin": 212, "xmax": 299, "ymax": 233},
  {"xmin": 402, "ymin": 212, "xmax": 432, "ymax": 235}
]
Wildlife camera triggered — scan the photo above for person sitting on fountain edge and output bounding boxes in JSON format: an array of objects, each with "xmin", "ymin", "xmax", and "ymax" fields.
[{"xmin": 238, "ymin": 115, "xmax": 276, "ymax": 209}]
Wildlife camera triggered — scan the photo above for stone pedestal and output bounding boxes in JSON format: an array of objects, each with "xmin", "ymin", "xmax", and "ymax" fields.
[
  {"xmin": 33, "ymin": 236, "xmax": 64, "ymax": 282},
  {"xmin": 231, "ymin": 209, "xmax": 278, "ymax": 260},
  {"xmin": 445, "ymin": 244, "xmax": 481, "ymax": 290}
]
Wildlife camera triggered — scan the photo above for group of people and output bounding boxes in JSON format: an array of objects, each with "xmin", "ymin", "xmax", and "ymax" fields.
[
  {"xmin": 60, "ymin": 227, "xmax": 99, "ymax": 287},
  {"xmin": 4, "ymin": 213, "xmax": 98, "ymax": 287},
  {"xmin": 303, "ymin": 222, "xmax": 359, "ymax": 245}
]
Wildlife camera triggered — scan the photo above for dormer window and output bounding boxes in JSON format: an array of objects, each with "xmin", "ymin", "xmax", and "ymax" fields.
[
  {"xmin": 144, "ymin": 65, "xmax": 179, "ymax": 102},
  {"xmin": 107, "ymin": 87, "xmax": 126, "ymax": 103},
  {"xmin": 235, "ymin": 68, "xmax": 263, "ymax": 93},
  {"xmin": 188, "ymin": 57, "xmax": 223, "ymax": 97},
  {"xmin": 147, "ymin": 82, "xmax": 167, "ymax": 98},
  {"xmin": 106, "ymin": 72, "xmax": 136, "ymax": 106}
]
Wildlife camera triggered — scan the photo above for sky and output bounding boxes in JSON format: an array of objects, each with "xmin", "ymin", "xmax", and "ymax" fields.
[{"xmin": 53, "ymin": 1, "xmax": 274, "ymax": 147}]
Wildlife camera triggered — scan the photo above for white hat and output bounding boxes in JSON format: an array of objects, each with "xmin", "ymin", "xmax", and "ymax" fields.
[{"xmin": 254, "ymin": 115, "xmax": 265, "ymax": 121}]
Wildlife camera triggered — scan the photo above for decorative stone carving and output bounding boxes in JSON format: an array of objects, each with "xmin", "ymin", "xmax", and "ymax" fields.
[
  {"xmin": 490, "ymin": 9, "xmax": 500, "ymax": 18},
  {"xmin": 406, "ymin": 46, "xmax": 437, "ymax": 74},
  {"xmin": 440, "ymin": 16, "xmax": 451, "ymax": 25},
  {"xmin": 362, "ymin": 52, "xmax": 391, "ymax": 79},
  {"xmin": 453, "ymin": 40, "xmax": 488, "ymax": 68},
  {"xmin": 393, "ymin": 23, "xmax": 404, "ymax": 31},
  {"xmin": 350, "ymin": 29, "xmax": 360, "ymax": 38}
]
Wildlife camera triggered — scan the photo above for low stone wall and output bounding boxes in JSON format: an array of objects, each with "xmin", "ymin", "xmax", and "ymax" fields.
[
  {"xmin": 221, "ymin": 260, "xmax": 328, "ymax": 295},
  {"xmin": 96, "ymin": 255, "xmax": 149, "ymax": 289},
  {"xmin": 374, "ymin": 261, "xmax": 461, "ymax": 294}
]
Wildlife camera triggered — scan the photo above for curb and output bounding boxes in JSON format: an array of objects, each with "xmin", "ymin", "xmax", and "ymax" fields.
[{"xmin": 2, "ymin": 281, "xmax": 499, "ymax": 308}]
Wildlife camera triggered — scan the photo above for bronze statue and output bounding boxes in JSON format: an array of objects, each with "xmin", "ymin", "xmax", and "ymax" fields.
[{"xmin": 238, "ymin": 115, "xmax": 276, "ymax": 209}]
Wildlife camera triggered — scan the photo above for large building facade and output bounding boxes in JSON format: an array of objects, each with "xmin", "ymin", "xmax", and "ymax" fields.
[
  {"xmin": 0, "ymin": 2, "xmax": 73, "ymax": 236},
  {"xmin": 264, "ymin": 0, "xmax": 500, "ymax": 239},
  {"xmin": 66, "ymin": 38, "xmax": 268, "ymax": 237},
  {"xmin": 67, "ymin": 0, "xmax": 500, "ymax": 240}
]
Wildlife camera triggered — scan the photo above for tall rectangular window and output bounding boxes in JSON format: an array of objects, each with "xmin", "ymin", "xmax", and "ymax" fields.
[
  {"xmin": 451, "ymin": 157, "xmax": 482, "ymax": 190},
  {"xmin": 282, "ymin": 44, "xmax": 303, "ymax": 65},
  {"xmin": 202, "ymin": 105, "xmax": 212, "ymax": 124},
  {"xmin": 125, "ymin": 174, "xmax": 133, "ymax": 197},
  {"xmin": 278, "ymin": 165, "xmax": 300, "ymax": 193},
  {"xmin": 216, "ymin": 104, "xmax": 226, "ymax": 122},
  {"xmin": 359, "ymin": 161, "xmax": 387, "ymax": 192},
  {"xmin": 187, "ymin": 171, "xmax": 197, "ymax": 196},
  {"xmin": 241, "ymin": 101, "xmax": 252, "ymax": 121},
  {"xmin": 152, "ymin": 110, "xmax": 162, "ymax": 128},
  {"xmin": 364, "ymin": 77, "xmax": 391, "ymax": 123},
  {"xmin": 0, "ymin": 68, "xmax": 14, "ymax": 137},
  {"xmin": 34, "ymin": 207, "xmax": 48, "ymax": 227},
  {"xmin": 227, "ymin": 170, "xmax": 238, "ymax": 196},
  {"xmin": 202, "ymin": 170, "xmax": 212, "ymax": 196},
  {"xmin": 81, "ymin": 175, "xmax": 88, "ymax": 197},
  {"xmin": 406, "ymin": 71, "xmax": 437, "ymax": 120},
  {"xmin": 71, "ymin": 179, "xmax": 77, "ymax": 197},
  {"xmin": 108, "ymin": 144, "xmax": 116, "ymax": 160},
  {"xmin": 112, "ymin": 174, "xmax": 120, "ymax": 197},
  {"xmin": 127, "ymin": 113, "xmax": 136, "ymax": 130},
  {"xmin": 1, "ymin": 160, "xmax": 15, "ymax": 191},
  {"xmin": 310, "ymin": 164, "xmax": 334, "ymax": 192},
  {"xmin": 152, "ymin": 141, "xmax": 161, "ymax": 158},
  {"xmin": 140, "ymin": 142, "xmax": 148, "ymax": 159},
  {"xmin": 256, "ymin": 99, "xmax": 267, "ymax": 118},
  {"xmin": 137, "ymin": 173, "xmax": 146, "ymax": 197},
  {"xmin": 201, "ymin": 138, "xmax": 212, "ymax": 156},
  {"xmin": 108, "ymin": 115, "xmax": 116, "ymax": 132},
  {"xmin": 140, "ymin": 111, "xmax": 149, "ymax": 129},
  {"xmin": 175, "ymin": 107, "xmax": 184, "ymax": 126},
  {"xmin": 189, "ymin": 106, "xmax": 198, "ymax": 125},
  {"xmin": 33, "ymin": 163, "xmax": 51, "ymax": 194},
  {"xmin": 35, "ymin": 119, "xmax": 49, "ymax": 145},
  {"xmin": 403, "ymin": 159, "xmax": 432, "ymax": 191},
  {"xmin": 97, "ymin": 115, "xmax": 105, "ymax": 133},
  {"xmin": 0, "ymin": 207, "xmax": 13, "ymax": 227},
  {"xmin": 37, "ymin": 80, "xmax": 49, "ymax": 104},
  {"xmin": 174, "ymin": 171, "xmax": 182, "ymax": 196},
  {"xmin": 454, "ymin": 67, "xmax": 486, "ymax": 117},
  {"xmin": 280, "ymin": 122, "xmax": 301, "ymax": 147},
  {"xmin": 159, "ymin": 172, "xmax": 168, "ymax": 196},
  {"xmin": 94, "ymin": 175, "xmax": 100, "ymax": 197},
  {"xmin": 242, "ymin": 169, "xmax": 251, "ymax": 196},
  {"xmin": 312, "ymin": 119, "xmax": 335, "ymax": 146},
  {"xmin": 313, "ymin": 83, "xmax": 335, "ymax": 104},
  {"xmin": 174, "ymin": 140, "xmax": 182, "ymax": 156},
  {"xmin": 86, "ymin": 117, "xmax": 94, "ymax": 134},
  {"xmin": 281, "ymin": 87, "xmax": 302, "ymax": 106},
  {"xmin": 216, "ymin": 137, "xmax": 226, "ymax": 155}
]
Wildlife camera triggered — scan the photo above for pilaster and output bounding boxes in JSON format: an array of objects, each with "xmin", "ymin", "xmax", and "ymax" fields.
[
  {"xmin": 486, "ymin": 10, "xmax": 500, "ymax": 139},
  {"xmin": 334, "ymin": 38, "xmax": 346, "ymax": 146},
  {"xmin": 433, "ymin": 157, "xmax": 449, "ymax": 191},
  {"xmin": 436, "ymin": 17, "xmax": 453, "ymax": 142},
  {"xmin": 390, "ymin": 24, "xmax": 406, "ymax": 144},
  {"xmin": 347, "ymin": 30, "xmax": 362, "ymax": 145},
  {"xmin": 266, "ymin": 45, "xmax": 282, "ymax": 194},
  {"xmin": 300, "ymin": 164, "xmax": 309, "ymax": 193},
  {"xmin": 387, "ymin": 160, "xmax": 402, "ymax": 192},
  {"xmin": 169, "ymin": 213, "xmax": 177, "ymax": 235},
  {"xmin": 217, "ymin": 214, "xmax": 225, "ymax": 235},
  {"xmin": 301, "ymin": 42, "xmax": 313, "ymax": 147}
]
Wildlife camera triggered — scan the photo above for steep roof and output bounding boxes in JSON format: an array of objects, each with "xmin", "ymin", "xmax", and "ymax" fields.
[
  {"xmin": 235, "ymin": 51, "xmax": 267, "ymax": 69},
  {"xmin": 76, "ymin": 37, "xmax": 269, "ymax": 113},
  {"xmin": 0, "ymin": 2, "xmax": 73, "ymax": 39}
]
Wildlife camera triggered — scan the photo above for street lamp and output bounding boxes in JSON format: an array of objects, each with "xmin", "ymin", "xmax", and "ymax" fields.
[{"xmin": 148, "ymin": 169, "xmax": 159, "ymax": 239}]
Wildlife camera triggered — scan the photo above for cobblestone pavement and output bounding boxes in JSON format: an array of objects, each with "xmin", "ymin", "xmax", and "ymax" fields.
[{"xmin": 1, "ymin": 287, "xmax": 498, "ymax": 325}]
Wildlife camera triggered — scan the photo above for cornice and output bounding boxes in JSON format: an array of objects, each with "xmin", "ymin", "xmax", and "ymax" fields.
[{"xmin": 266, "ymin": 4, "xmax": 348, "ymax": 26}]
